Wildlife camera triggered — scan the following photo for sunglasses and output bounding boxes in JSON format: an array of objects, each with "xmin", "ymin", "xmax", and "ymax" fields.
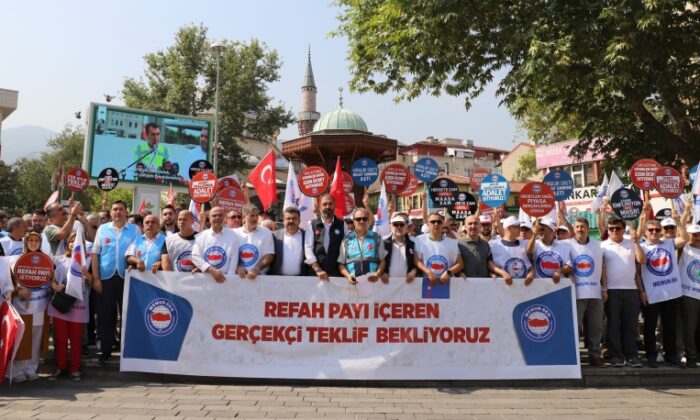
[
  {"xmin": 647, "ymin": 228, "xmax": 661, "ymax": 233},
  {"xmin": 608, "ymin": 226, "xmax": 623, "ymax": 232},
  {"xmin": 354, "ymin": 217, "xmax": 368, "ymax": 222},
  {"xmin": 663, "ymin": 226, "xmax": 676, "ymax": 230},
  {"xmin": 228, "ymin": 215, "xmax": 242, "ymax": 219},
  {"xmin": 429, "ymin": 220, "xmax": 443, "ymax": 225},
  {"xmin": 392, "ymin": 223, "xmax": 405, "ymax": 228}
]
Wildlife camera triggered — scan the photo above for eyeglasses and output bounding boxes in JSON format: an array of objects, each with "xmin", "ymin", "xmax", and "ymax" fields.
[
  {"xmin": 392, "ymin": 223, "xmax": 405, "ymax": 228},
  {"xmin": 228, "ymin": 215, "xmax": 241, "ymax": 219},
  {"xmin": 354, "ymin": 217, "xmax": 368, "ymax": 222},
  {"xmin": 429, "ymin": 220, "xmax": 443, "ymax": 225},
  {"xmin": 608, "ymin": 226, "xmax": 623, "ymax": 232},
  {"xmin": 647, "ymin": 228, "xmax": 661, "ymax": 233},
  {"xmin": 663, "ymin": 226, "xmax": 676, "ymax": 230}
]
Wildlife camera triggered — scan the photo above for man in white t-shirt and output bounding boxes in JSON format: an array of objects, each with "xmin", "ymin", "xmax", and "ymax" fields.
[
  {"xmin": 490, "ymin": 216, "xmax": 534, "ymax": 285},
  {"xmin": 639, "ymin": 214, "xmax": 689, "ymax": 368},
  {"xmin": 527, "ymin": 217, "xmax": 572, "ymax": 283},
  {"xmin": 601, "ymin": 216, "xmax": 646, "ymax": 368},
  {"xmin": 564, "ymin": 217, "xmax": 605, "ymax": 367},
  {"xmin": 234, "ymin": 205, "xmax": 275, "ymax": 279},
  {"xmin": 414, "ymin": 211, "xmax": 463, "ymax": 284},
  {"xmin": 192, "ymin": 206, "xmax": 240, "ymax": 283}
]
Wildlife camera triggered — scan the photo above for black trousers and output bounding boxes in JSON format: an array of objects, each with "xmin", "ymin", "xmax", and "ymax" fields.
[
  {"xmin": 607, "ymin": 289, "xmax": 640, "ymax": 361},
  {"xmin": 682, "ymin": 296, "xmax": 700, "ymax": 360},
  {"xmin": 96, "ymin": 274, "xmax": 124, "ymax": 356},
  {"xmin": 643, "ymin": 297, "xmax": 679, "ymax": 360}
]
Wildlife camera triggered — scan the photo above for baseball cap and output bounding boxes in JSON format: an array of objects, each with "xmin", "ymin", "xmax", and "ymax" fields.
[
  {"xmin": 687, "ymin": 224, "xmax": 700, "ymax": 234},
  {"xmin": 390, "ymin": 214, "xmax": 407, "ymax": 224},
  {"xmin": 539, "ymin": 217, "xmax": 556, "ymax": 230},
  {"xmin": 502, "ymin": 216, "xmax": 520, "ymax": 229},
  {"xmin": 520, "ymin": 221, "xmax": 533, "ymax": 231},
  {"xmin": 557, "ymin": 225, "xmax": 570, "ymax": 233},
  {"xmin": 479, "ymin": 215, "xmax": 492, "ymax": 224},
  {"xmin": 660, "ymin": 218, "xmax": 677, "ymax": 228}
]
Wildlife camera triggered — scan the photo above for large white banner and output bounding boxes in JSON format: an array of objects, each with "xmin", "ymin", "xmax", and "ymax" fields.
[{"xmin": 121, "ymin": 273, "xmax": 580, "ymax": 380}]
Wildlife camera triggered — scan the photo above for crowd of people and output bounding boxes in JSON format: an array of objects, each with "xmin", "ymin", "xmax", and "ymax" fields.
[{"xmin": 1, "ymin": 190, "xmax": 700, "ymax": 383}]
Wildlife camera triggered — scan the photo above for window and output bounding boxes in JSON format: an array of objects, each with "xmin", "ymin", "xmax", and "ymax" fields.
[
  {"xmin": 564, "ymin": 165, "xmax": 585, "ymax": 188},
  {"xmin": 584, "ymin": 163, "xmax": 596, "ymax": 186}
]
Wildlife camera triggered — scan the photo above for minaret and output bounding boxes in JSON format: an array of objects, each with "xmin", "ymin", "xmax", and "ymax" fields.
[{"xmin": 297, "ymin": 47, "xmax": 320, "ymax": 136}]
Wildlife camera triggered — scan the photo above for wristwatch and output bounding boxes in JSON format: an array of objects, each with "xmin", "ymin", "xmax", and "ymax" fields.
[{"xmin": 446, "ymin": 270, "xmax": 454, "ymax": 277}]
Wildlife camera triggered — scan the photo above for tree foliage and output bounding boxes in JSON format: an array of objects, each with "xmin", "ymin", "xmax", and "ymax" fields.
[
  {"xmin": 335, "ymin": 0, "xmax": 700, "ymax": 168},
  {"xmin": 1, "ymin": 125, "xmax": 134, "ymax": 215},
  {"xmin": 122, "ymin": 24, "xmax": 294, "ymax": 176},
  {"xmin": 514, "ymin": 147, "xmax": 538, "ymax": 182}
]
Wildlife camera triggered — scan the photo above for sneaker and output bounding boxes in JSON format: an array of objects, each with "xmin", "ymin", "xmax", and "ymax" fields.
[
  {"xmin": 70, "ymin": 372, "xmax": 82, "ymax": 382},
  {"xmin": 98, "ymin": 353, "xmax": 111, "ymax": 365},
  {"xmin": 48, "ymin": 369, "xmax": 65, "ymax": 382},
  {"xmin": 611, "ymin": 359, "xmax": 625, "ymax": 367},
  {"xmin": 647, "ymin": 359, "xmax": 658, "ymax": 368},
  {"xmin": 26, "ymin": 372, "xmax": 39, "ymax": 382},
  {"xmin": 12, "ymin": 374, "xmax": 27, "ymax": 383},
  {"xmin": 627, "ymin": 358, "xmax": 642, "ymax": 368},
  {"xmin": 667, "ymin": 357, "xmax": 686, "ymax": 369}
]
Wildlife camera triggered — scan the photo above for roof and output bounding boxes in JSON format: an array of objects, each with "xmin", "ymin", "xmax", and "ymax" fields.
[
  {"xmin": 302, "ymin": 49, "xmax": 316, "ymax": 88},
  {"xmin": 312, "ymin": 108, "xmax": 369, "ymax": 133}
]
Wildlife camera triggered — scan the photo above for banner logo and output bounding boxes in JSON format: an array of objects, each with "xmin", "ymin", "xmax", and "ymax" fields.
[
  {"xmin": 145, "ymin": 298, "xmax": 178, "ymax": 337},
  {"xmin": 204, "ymin": 246, "xmax": 227, "ymax": 269},
  {"xmin": 646, "ymin": 247, "xmax": 673, "ymax": 277},
  {"xmin": 521, "ymin": 304, "xmax": 556, "ymax": 342}
]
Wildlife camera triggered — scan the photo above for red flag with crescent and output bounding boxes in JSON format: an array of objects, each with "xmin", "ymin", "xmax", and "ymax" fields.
[
  {"xmin": 0, "ymin": 301, "xmax": 23, "ymax": 381},
  {"xmin": 330, "ymin": 157, "xmax": 347, "ymax": 219},
  {"xmin": 248, "ymin": 150, "xmax": 277, "ymax": 210}
]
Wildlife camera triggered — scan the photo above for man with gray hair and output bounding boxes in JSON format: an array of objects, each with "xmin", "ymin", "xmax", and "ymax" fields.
[
  {"xmin": 44, "ymin": 200, "xmax": 82, "ymax": 256},
  {"xmin": 338, "ymin": 207, "xmax": 386, "ymax": 284},
  {"xmin": 234, "ymin": 204, "xmax": 275, "ymax": 280},
  {"xmin": 0, "ymin": 217, "xmax": 26, "ymax": 256}
]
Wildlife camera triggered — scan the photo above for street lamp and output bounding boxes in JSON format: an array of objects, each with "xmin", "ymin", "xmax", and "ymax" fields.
[{"xmin": 210, "ymin": 41, "xmax": 228, "ymax": 177}]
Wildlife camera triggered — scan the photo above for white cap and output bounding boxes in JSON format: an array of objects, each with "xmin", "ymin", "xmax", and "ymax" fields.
[
  {"xmin": 687, "ymin": 224, "xmax": 700, "ymax": 234},
  {"xmin": 390, "ymin": 214, "xmax": 407, "ymax": 224},
  {"xmin": 660, "ymin": 218, "xmax": 677, "ymax": 228},
  {"xmin": 539, "ymin": 217, "xmax": 556, "ymax": 230},
  {"xmin": 502, "ymin": 216, "xmax": 521, "ymax": 229},
  {"xmin": 557, "ymin": 225, "xmax": 570, "ymax": 233},
  {"xmin": 479, "ymin": 215, "xmax": 492, "ymax": 224},
  {"xmin": 520, "ymin": 221, "xmax": 533, "ymax": 230}
]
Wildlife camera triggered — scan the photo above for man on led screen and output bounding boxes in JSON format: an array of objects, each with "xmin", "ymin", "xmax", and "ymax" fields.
[{"xmin": 133, "ymin": 122, "xmax": 171, "ymax": 174}]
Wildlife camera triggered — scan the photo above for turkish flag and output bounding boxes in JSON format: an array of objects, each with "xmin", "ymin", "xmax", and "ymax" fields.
[
  {"xmin": 0, "ymin": 301, "xmax": 24, "ymax": 381},
  {"xmin": 248, "ymin": 150, "xmax": 277, "ymax": 210},
  {"xmin": 330, "ymin": 157, "xmax": 347, "ymax": 219},
  {"xmin": 138, "ymin": 198, "xmax": 147, "ymax": 215}
]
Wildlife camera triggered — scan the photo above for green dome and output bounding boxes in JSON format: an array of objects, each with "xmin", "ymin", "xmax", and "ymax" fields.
[{"xmin": 312, "ymin": 107, "xmax": 368, "ymax": 133}]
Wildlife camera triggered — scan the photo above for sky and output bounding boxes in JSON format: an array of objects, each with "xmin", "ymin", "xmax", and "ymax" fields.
[{"xmin": 0, "ymin": 0, "xmax": 526, "ymax": 150}]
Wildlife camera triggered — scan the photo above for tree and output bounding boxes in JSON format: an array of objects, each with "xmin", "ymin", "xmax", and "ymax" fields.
[
  {"xmin": 335, "ymin": 1, "xmax": 700, "ymax": 168},
  {"xmin": 514, "ymin": 147, "xmax": 538, "ymax": 182},
  {"xmin": 122, "ymin": 24, "xmax": 294, "ymax": 175},
  {"xmin": 0, "ymin": 161, "xmax": 20, "ymax": 213}
]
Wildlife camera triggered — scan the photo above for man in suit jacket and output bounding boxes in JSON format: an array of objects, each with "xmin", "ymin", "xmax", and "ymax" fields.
[{"xmin": 270, "ymin": 207, "xmax": 309, "ymax": 276}]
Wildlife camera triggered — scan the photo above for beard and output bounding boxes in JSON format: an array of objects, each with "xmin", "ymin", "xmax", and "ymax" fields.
[{"xmin": 322, "ymin": 208, "xmax": 334, "ymax": 218}]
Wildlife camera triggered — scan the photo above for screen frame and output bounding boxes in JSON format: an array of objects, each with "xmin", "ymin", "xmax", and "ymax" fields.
[{"xmin": 83, "ymin": 102, "xmax": 213, "ymax": 188}]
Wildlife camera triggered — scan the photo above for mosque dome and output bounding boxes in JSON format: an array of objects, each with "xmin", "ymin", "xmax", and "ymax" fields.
[{"xmin": 312, "ymin": 107, "xmax": 368, "ymax": 133}]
